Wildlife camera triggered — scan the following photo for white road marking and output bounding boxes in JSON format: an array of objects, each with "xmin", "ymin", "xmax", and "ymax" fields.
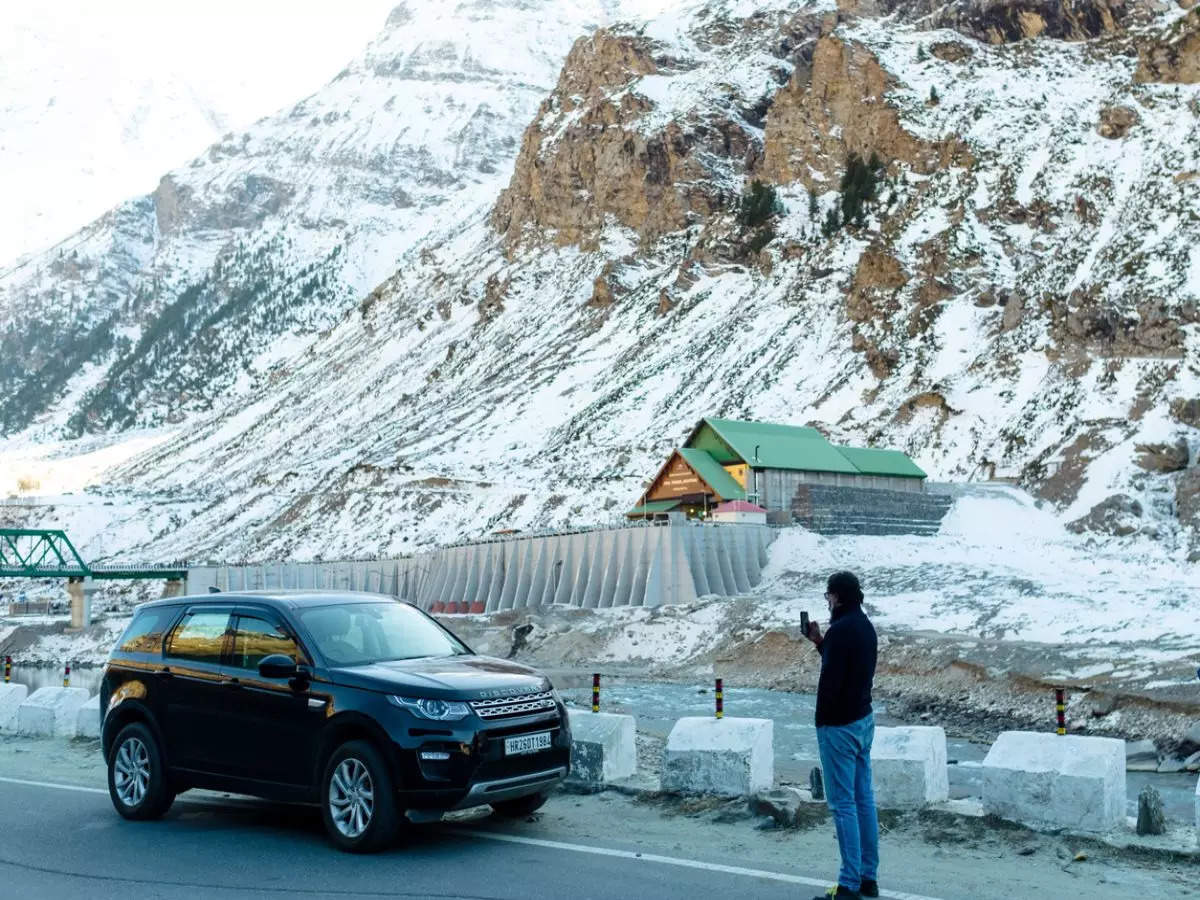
[
  {"xmin": 0, "ymin": 775, "xmax": 944, "ymax": 900},
  {"xmin": 459, "ymin": 830, "xmax": 944, "ymax": 900}
]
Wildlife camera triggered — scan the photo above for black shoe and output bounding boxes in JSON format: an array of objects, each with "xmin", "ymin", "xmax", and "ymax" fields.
[
  {"xmin": 812, "ymin": 887, "xmax": 861, "ymax": 899},
  {"xmin": 860, "ymin": 879, "xmax": 879, "ymax": 898}
]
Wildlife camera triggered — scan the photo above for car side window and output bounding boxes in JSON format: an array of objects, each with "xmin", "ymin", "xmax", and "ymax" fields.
[
  {"xmin": 231, "ymin": 616, "xmax": 300, "ymax": 671},
  {"xmin": 166, "ymin": 610, "xmax": 231, "ymax": 664},
  {"xmin": 117, "ymin": 607, "xmax": 178, "ymax": 655}
]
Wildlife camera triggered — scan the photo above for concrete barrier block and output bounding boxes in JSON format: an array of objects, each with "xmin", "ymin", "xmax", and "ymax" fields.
[
  {"xmin": 871, "ymin": 725, "xmax": 949, "ymax": 809},
  {"xmin": 0, "ymin": 683, "xmax": 29, "ymax": 732},
  {"xmin": 981, "ymin": 731, "xmax": 1125, "ymax": 833},
  {"xmin": 17, "ymin": 687, "xmax": 91, "ymax": 738},
  {"xmin": 662, "ymin": 716, "xmax": 773, "ymax": 798},
  {"xmin": 567, "ymin": 710, "xmax": 636, "ymax": 787},
  {"xmin": 75, "ymin": 694, "xmax": 101, "ymax": 739}
]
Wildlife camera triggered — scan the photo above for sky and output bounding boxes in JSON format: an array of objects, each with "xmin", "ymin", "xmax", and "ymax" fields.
[{"xmin": 0, "ymin": 0, "xmax": 399, "ymax": 266}]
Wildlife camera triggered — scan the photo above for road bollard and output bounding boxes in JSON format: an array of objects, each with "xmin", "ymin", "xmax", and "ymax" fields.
[
  {"xmin": 3, "ymin": 655, "xmax": 10, "ymax": 683},
  {"xmin": 592, "ymin": 673, "xmax": 600, "ymax": 712},
  {"xmin": 715, "ymin": 678, "xmax": 723, "ymax": 719},
  {"xmin": 1055, "ymin": 688, "xmax": 1066, "ymax": 735},
  {"xmin": 64, "ymin": 662, "xmax": 71, "ymax": 688},
  {"xmin": 810, "ymin": 766, "xmax": 824, "ymax": 801}
]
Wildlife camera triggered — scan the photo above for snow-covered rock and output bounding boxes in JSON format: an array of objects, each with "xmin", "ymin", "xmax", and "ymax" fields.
[
  {"xmin": 567, "ymin": 709, "xmax": 637, "ymax": 786},
  {"xmin": 871, "ymin": 725, "xmax": 949, "ymax": 809},
  {"xmin": 17, "ymin": 687, "xmax": 90, "ymax": 738},
  {"xmin": 662, "ymin": 716, "xmax": 773, "ymax": 797},
  {"xmin": 981, "ymin": 731, "xmax": 1126, "ymax": 833},
  {"xmin": 0, "ymin": 683, "xmax": 28, "ymax": 732}
]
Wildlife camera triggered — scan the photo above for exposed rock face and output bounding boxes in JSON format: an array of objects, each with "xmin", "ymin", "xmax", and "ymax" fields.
[
  {"xmin": 841, "ymin": 0, "xmax": 1132, "ymax": 42},
  {"xmin": 1170, "ymin": 397, "xmax": 1200, "ymax": 428},
  {"xmin": 1135, "ymin": 8, "xmax": 1200, "ymax": 83},
  {"xmin": 1067, "ymin": 493, "xmax": 1143, "ymax": 536},
  {"xmin": 1097, "ymin": 104, "xmax": 1140, "ymax": 138},
  {"xmin": 1134, "ymin": 438, "xmax": 1190, "ymax": 472},
  {"xmin": 493, "ymin": 28, "xmax": 760, "ymax": 248},
  {"xmin": 931, "ymin": 41, "xmax": 974, "ymax": 62},
  {"xmin": 1176, "ymin": 466, "xmax": 1200, "ymax": 530},
  {"xmin": 847, "ymin": 248, "xmax": 909, "ymax": 323},
  {"xmin": 760, "ymin": 36, "xmax": 968, "ymax": 189}
]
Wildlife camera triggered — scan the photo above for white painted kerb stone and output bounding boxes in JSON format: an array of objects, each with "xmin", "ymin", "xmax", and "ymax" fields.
[
  {"xmin": 75, "ymin": 694, "xmax": 102, "ymax": 739},
  {"xmin": 0, "ymin": 683, "xmax": 29, "ymax": 732},
  {"xmin": 662, "ymin": 717, "xmax": 773, "ymax": 798},
  {"xmin": 981, "ymin": 731, "xmax": 1125, "ymax": 833},
  {"xmin": 871, "ymin": 726, "xmax": 949, "ymax": 809},
  {"xmin": 566, "ymin": 710, "xmax": 636, "ymax": 785},
  {"xmin": 17, "ymin": 687, "xmax": 91, "ymax": 737}
]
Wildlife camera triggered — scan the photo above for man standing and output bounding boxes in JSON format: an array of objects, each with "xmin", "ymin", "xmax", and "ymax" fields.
[{"xmin": 806, "ymin": 571, "xmax": 879, "ymax": 899}]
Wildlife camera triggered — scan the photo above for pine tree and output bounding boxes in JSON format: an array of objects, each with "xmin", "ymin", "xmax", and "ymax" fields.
[
  {"xmin": 916, "ymin": 44, "xmax": 928, "ymax": 62},
  {"xmin": 808, "ymin": 191, "xmax": 819, "ymax": 218},
  {"xmin": 929, "ymin": 85, "xmax": 940, "ymax": 105}
]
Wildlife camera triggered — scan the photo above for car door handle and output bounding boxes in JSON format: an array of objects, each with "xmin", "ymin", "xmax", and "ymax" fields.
[{"xmin": 222, "ymin": 677, "xmax": 242, "ymax": 689}]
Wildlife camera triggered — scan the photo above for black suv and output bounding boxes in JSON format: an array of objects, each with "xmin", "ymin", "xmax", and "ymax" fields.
[{"xmin": 100, "ymin": 591, "xmax": 570, "ymax": 851}]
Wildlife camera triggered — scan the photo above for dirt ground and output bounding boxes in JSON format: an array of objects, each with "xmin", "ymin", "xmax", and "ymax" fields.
[{"xmin": 0, "ymin": 734, "xmax": 1194, "ymax": 900}]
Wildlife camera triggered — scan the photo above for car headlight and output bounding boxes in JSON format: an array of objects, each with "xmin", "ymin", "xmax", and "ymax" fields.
[{"xmin": 388, "ymin": 695, "xmax": 471, "ymax": 721}]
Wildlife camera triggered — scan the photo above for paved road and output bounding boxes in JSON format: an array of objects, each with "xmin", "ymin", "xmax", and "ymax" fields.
[{"xmin": 0, "ymin": 779, "xmax": 924, "ymax": 900}]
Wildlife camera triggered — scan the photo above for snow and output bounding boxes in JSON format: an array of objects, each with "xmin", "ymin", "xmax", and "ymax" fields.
[{"xmin": 0, "ymin": 1, "xmax": 399, "ymax": 266}]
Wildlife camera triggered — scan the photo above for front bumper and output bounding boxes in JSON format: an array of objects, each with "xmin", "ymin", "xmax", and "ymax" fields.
[{"xmin": 392, "ymin": 706, "xmax": 572, "ymax": 811}]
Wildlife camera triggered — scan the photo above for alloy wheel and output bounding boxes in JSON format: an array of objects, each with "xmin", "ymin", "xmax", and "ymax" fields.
[
  {"xmin": 114, "ymin": 736, "xmax": 151, "ymax": 807},
  {"xmin": 328, "ymin": 758, "xmax": 375, "ymax": 838}
]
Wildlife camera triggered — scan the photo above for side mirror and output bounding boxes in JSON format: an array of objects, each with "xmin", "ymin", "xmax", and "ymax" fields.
[{"xmin": 258, "ymin": 654, "xmax": 298, "ymax": 679}]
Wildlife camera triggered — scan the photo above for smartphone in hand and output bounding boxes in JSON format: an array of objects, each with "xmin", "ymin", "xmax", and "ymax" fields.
[{"xmin": 801, "ymin": 610, "xmax": 810, "ymax": 636}]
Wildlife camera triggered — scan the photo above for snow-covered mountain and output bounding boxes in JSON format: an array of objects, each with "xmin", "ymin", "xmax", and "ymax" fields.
[
  {"xmin": 0, "ymin": 1, "xmax": 398, "ymax": 266},
  {"xmin": 4, "ymin": 0, "xmax": 1199, "ymax": 566},
  {"xmin": 0, "ymin": 0, "xmax": 665, "ymax": 438}
]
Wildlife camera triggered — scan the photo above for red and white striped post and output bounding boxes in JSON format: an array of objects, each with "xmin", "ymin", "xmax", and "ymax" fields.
[
  {"xmin": 63, "ymin": 662, "xmax": 71, "ymax": 688},
  {"xmin": 715, "ymin": 678, "xmax": 724, "ymax": 720},
  {"xmin": 3, "ymin": 655, "xmax": 11, "ymax": 683}
]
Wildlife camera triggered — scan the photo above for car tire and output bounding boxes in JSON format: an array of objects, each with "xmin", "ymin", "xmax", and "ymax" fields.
[
  {"xmin": 320, "ymin": 740, "xmax": 399, "ymax": 853},
  {"xmin": 107, "ymin": 722, "xmax": 175, "ymax": 821},
  {"xmin": 490, "ymin": 790, "xmax": 549, "ymax": 818}
]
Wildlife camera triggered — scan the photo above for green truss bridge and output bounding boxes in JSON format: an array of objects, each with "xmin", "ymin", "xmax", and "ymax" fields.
[{"xmin": 0, "ymin": 528, "xmax": 186, "ymax": 581}]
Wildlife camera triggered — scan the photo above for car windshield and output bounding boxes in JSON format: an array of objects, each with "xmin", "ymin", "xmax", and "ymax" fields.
[{"xmin": 297, "ymin": 602, "xmax": 469, "ymax": 667}]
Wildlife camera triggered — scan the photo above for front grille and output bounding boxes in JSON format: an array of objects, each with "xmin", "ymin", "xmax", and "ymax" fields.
[{"xmin": 470, "ymin": 690, "xmax": 556, "ymax": 719}]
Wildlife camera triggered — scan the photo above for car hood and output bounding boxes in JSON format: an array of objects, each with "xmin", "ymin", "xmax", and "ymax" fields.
[{"xmin": 327, "ymin": 654, "xmax": 549, "ymax": 699}]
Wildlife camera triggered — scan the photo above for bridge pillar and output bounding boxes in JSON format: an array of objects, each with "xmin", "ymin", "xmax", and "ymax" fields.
[
  {"xmin": 67, "ymin": 577, "xmax": 96, "ymax": 629},
  {"xmin": 161, "ymin": 578, "xmax": 184, "ymax": 599}
]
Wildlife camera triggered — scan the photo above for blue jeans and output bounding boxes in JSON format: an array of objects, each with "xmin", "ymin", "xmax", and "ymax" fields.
[{"xmin": 816, "ymin": 712, "xmax": 879, "ymax": 891}]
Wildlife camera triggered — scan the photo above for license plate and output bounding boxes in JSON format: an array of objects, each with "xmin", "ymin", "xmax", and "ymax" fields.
[{"xmin": 504, "ymin": 731, "xmax": 551, "ymax": 756}]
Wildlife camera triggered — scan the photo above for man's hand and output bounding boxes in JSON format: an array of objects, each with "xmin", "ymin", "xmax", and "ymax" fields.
[{"xmin": 806, "ymin": 621, "xmax": 822, "ymax": 644}]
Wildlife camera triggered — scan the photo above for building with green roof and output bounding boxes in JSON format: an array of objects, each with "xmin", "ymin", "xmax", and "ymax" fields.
[{"xmin": 628, "ymin": 416, "xmax": 928, "ymax": 519}]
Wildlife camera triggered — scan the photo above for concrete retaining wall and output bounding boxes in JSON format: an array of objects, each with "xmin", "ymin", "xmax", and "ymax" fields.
[
  {"xmin": 791, "ymin": 484, "xmax": 953, "ymax": 536},
  {"xmin": 17, "ymin": 687, "xmax": 90, "ymax": 737},
  {"xmin": 187, "ymin": 523, "xmax": 774, "ymax": 613},
  {"xmin": 0, "ymin": 683, "xmax": 29, "ymax": 732},
  {"xmin": 981, "ymin": 731, "xmax": 1126, "ymax": 833}
]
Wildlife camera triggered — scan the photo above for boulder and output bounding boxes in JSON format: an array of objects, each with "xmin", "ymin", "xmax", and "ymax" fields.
[
  {"xmin": 566, "ymin": 710, "xmax": 636, "ymax": 787},
  {"xmin": 1126, "ymin": 738, "xmax": 1160, "ymax": 771},
  {"xmin": 1097, "ymin": 105, "xmax": 1140, "ymax": 139},
  {"xmin": 1137, "ymin": 785, "xmax": 1167, "ymax": 835},
  {"xmin": 871, "ymin": 726, "xmax": 949, "ymax": 808},
  {"xmin": 1066, "ymin": 494, "xmax": 1142, "ymax": 537},
  {"xmin": 75, "ymin": 694, "xmax": 101, "ymax": 739},
  {"xmin": 1183, "ymin": 750, "xmax": 1200, "ymax": 772},
  {"xmin": 17, "ymin": 687, "xmax": 90, "ymax": 737},
  {"xmin": 1170, "ymin": 397, "xmax": 1200, "ymax": 429},
  {"xmin": 982, "ymin": 732, "xmax": 1126, "ymax": 833},
  {"xmin": 661, "ymin": 717, "xmax": 773, "ymax": 798},
  {"xmin": 930, "ymin": 41, "xmax": 973, "ymax": 63},
  {"xmin": 1134, "ymin": 439, "xmax": 1190, "ymax": 473},
  {"xmin": 0, "ymin": 683, "xmax": 29, "ymax": 732},
  {"xmin": 749, "ymin": 787, "xmax": 805, "ymax": 827}
]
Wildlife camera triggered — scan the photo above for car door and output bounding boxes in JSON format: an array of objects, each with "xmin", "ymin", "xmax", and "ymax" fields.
[
  {"xmin": 223, "ymin": 611, "xmax": 323, "ymax": 785},
  {"xmin": 161, "ymin": 607, "xmax": 235, "ymax": 773}
]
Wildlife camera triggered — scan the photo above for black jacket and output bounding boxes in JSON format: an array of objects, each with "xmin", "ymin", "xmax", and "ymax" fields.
[{"xmin": 815, "ymin": 604, "xmax": 877, "ymax": 727}]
